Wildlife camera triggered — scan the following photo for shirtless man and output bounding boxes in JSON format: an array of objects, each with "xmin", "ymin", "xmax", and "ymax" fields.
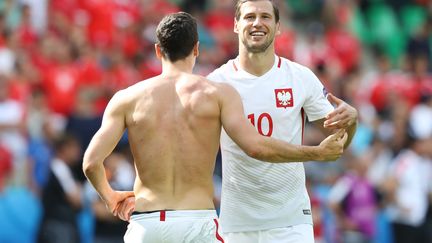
[{"xmin": 83, "ymin": 12, "xmax": 347, "ymax": 243}]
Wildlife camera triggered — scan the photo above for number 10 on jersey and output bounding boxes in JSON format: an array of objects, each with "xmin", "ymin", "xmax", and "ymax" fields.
[{"xmin": 247, "ymin": 113, "xmax": 273, "ymax": 137}]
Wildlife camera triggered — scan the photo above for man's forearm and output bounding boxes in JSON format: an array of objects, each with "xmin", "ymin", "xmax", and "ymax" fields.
[
  {"xmin": 344, "ymin": 121, "xmax": 357, "ymax": 149},
  {"xmin": 244, "ymin": 129, "xmax": 345, "ymax": 163},
  {"xmin": 247, "ymin": 137, "xmax": 325, "ymax": 163},
  {"xmin": 83, "ymin": 161, "xmax": 114, "ymax": 203}
]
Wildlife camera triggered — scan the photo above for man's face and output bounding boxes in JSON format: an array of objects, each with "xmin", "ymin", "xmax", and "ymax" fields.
[{"xmin": 234, "ymin": 1, "xmax": 280, "ymax": 53}]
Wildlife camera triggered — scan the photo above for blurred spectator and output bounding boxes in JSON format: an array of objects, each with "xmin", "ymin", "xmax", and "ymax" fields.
[
  {"xmin": 79, "ymin": 0, "xmax": 116, "ymax": 48},
  {"xmin": 20, "ymin": 0, "xmax": 48, "ymax": 34},
  {"xmin": 0, "ymin": 144, "xmax": 12, "ymax": 192},
  {"xmin": 381, "ymin": 130, "xmax": 432, "ymax": 243},
  {"xmin": 410, "ymin": 95, "xmax": 432, "ymax": 140},
  {"xmin": 369, "ymin": 53, "xmax": 416, "ymax": 119},
  {"xmin": 26, "ymin": 90, "xmax": 58, "ymax": 191},
  {"xmin": 8, "ymin": 53, "xmax": 39, "ymax": 105},
  {"xmin": 0, "ymin": 75, "xmax": 27, "ymax": 185},
  {"xmin": 405, "ymin": 20, "xmax": 431, "ymax": 67},
  {"xmin": 15, "ymin": 4, "xmax": 38, "ymax": 50},
  {"xmin": 40, "ymin": 37, "xmax": 81, "ymax": 116},
  {"xmin": 204, "ymin": 0, "xmax": 236, "ymax": 59},
  {"xmin": 66, "ymin": 88, "xmax": 103, "ymax": 182},
  {"xmin": 0, "ymin": 30, "xmax": 16, "ymax": 77},
  {"xmin": 275, "ymin": 23, "xmax": 296, "ymax": 60},
  {"xmin": 66, "ymin": 89, "xmax": 102, "ymax": 154},
  {"xmin": 37, "ymin": 134, "xmax": 83, "ymax": 243},
  {"xmin": 0, "ymin": 0, "xmax": 22, "ymax": 30},
  {"xmin": 103, "ymin": 47, "xmax": 142, "ymax": 93},
  {"xmin": 328, "ymin": 154, "xmax": 378, "ymax": 243},
  {"xmin": 323, "ymin": 10, "xmax": 361, "ymax": 76}
]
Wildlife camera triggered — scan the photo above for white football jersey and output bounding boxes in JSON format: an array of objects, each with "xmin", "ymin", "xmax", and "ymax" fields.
[{"xmin": 207, "ymin": 55, "xmax": 334, "ymax": 233}]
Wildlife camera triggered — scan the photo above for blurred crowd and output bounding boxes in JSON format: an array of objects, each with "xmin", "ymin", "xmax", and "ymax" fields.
[{"xmin": 0, "ymin": 0, "xmax": 432, "ymax": 243}]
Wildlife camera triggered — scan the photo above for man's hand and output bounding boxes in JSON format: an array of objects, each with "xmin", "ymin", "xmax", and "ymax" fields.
[
  {"xmin": 105, "ymin": 191, "xmax": 135, "ymax": 219},
  {"xmin": 318, "ymin": 129, "xmax": 347, "ymax": 161},
  {"xmin": 116, "ymin": 196, "xmax": 136, "ymax": 221},
  {"xmin": 324, "ymin": 93, "xmax": 358, "ymax": 129}
]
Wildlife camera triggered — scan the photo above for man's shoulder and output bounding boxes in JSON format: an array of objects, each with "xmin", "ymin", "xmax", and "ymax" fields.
[
  {"xmin": 109, "ymin": 79, "xmax": 150, "ymax": 107},
  {"xmin": 278, "ymin": 57, "xmax": 321, "ymax": 86},
  {"xmin": 207, "ymin": 59, "xmax": 235, "ymax": 81},
  {"xmin": 279, "ymin": 57, "xmax": 312, "ymax": 74}
]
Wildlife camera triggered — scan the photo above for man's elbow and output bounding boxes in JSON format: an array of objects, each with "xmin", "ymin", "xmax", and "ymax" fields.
[
  {"xmin": 244, "ymin": 145, "xmax": 267, "ymax": 161},
  {"xmin": 82, "ymin": 152, "xmax": 97, "ymax": 176}
]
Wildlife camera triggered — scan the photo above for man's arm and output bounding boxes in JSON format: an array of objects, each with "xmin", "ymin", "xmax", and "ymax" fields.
[
  {"xmin": 83, "ymin": 91, "xmax": 134, "ymax": 215},
  {"xmin": 316, "ymin": 93, "xmax": 358, "ymax": 149},
  {"xmin": 217, "ymin": 83, "xmax": 347, "ymax": 163}
]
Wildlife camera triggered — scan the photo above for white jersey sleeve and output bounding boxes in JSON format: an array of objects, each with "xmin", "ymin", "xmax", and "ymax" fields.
[{"xmin": 301, "ymin": 67, "xmax": 334, "ymax": 121}]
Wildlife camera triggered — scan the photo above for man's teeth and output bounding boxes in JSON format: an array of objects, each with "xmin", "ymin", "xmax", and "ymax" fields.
[{"xmin": 251, "ymin": 32, "xmax": 265, "ymax": 36}]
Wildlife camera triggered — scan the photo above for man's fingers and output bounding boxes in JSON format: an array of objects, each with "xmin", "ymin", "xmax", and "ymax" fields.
[
  {"xmin": 325, "ymin": 109, "xmax": 338, "ymax": 119},
  {"xmin": 325, "ymin": 111, "xmax": 350, "ymax": 128},
  {"xmin": 338, "ymin": 132, "xmax": 348, "ymax": 146},
  {"xmin": 325, "ymin": 120, "xmax": 351, "ymax": 129},
  {"xmin": 118, "ymin": 197, "xmax": 135, "ymax": 222},
  {"xmin": 335, "ymin": 129, "xmax": 346, "ymax": 139},
  {"xmin": 327, "ymin": 93, "xmax": 344, "ymax": 105},
  {"xmin": 327, "ymin": 129, "xmax": 345, "ymax": 140},
  {"xmin": 126, "ymin": 203, "xmax": 135, "ymax": 221},
  {"xmin": 325, "ymin": 106, "xmax": 345, "ymax": 121},
  {"xmin": 117, "ymin": 202, "xmax": 128, "ymax": 221},
  {"xmin": 111, "ymin": 202, "xmax": 120, "ymax": 216}
]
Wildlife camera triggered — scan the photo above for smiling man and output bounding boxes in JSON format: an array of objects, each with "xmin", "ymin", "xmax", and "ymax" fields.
[{"xmin": 207, "ymin": 0, "xmax": 358, "ymax": 242}]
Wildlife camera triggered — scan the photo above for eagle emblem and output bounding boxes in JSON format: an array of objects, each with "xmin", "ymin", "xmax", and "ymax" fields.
[{"xmin": 274, "ymin": 88, "xmax": 293, "ymax": 108}]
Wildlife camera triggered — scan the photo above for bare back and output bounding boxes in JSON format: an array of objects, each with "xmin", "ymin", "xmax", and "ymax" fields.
[{"xmin": 123, "ymin": 73, "xmax": 222, "ymax": 211}]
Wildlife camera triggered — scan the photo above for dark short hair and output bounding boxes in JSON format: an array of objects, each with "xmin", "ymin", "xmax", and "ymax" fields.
[
  {"xmin": 235, "ymin": 0, "xmax": 280, "ymax": 23},
  {"xmin": 156, "ymin": 12, "xmax": 198, "ymax": 62}
]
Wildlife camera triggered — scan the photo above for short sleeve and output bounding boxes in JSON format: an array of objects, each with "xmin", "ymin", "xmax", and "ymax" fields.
[{"xmin": 301, "ymin": 67, "xmax": 334, "ymax": 121}]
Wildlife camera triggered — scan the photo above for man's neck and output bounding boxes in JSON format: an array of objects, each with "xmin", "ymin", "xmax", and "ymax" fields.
[
  {"xmin": 238, "ymin": 47, "xmax": 275, "ymax": 77},
  {"xmin": 161, "ymin": 58, "xmax": 194, "ymax": 76}
]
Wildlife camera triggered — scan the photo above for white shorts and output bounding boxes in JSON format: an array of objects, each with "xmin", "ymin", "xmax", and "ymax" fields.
[
  {"xmin": 224, "ymin": 224, "xmax": 314, "ymax": 243},
  {"xmin": 124, "ymin": 210, "xmax": 225, "ymax": 243}
]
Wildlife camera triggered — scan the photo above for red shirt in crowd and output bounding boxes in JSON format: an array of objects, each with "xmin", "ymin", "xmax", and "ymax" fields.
[{"xmin": 42, "ymin": 63, "xmax": 81, "ymax": 116}]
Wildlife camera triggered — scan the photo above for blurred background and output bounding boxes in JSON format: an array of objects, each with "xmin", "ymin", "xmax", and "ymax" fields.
[{"xmin": 0, "ymin": 0, "xmax": 432, "ymax": 242}]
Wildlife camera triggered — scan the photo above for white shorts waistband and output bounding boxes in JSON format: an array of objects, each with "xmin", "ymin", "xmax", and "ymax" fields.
[{"xmin": 130, "ymin": 209, "xmax": 217, "ymax": 222}]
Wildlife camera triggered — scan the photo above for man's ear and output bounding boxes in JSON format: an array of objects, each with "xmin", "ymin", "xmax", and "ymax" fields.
[
  {"xmin": 276, "ymin": 22, "xmax": 281, "ymax": 36},
  {"xmin": 234, "ymin": 18, "xmax": 239, "ymax": 34},
  {"xmin": 155, "ymin": 44, "xmax": 163, "ymax": 59},
  {"xmin": 193, "ymin": 42, "xmax": 200, "ymax": 57}
]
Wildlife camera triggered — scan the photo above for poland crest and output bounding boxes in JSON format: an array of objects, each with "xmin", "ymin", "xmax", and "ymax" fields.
[{"xmin": 274, "ymin": 88, "xmax": 294, "ymax": 108}]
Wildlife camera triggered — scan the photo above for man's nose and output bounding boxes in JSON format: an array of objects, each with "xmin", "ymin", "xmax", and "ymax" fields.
[{"xmin": 252, "ymin": 17, "xmax": 262, "ymax": 27}]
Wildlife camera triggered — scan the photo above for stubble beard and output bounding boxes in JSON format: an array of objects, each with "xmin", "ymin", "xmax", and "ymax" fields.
[{"xmin": 242, "ymin": 36, "xmax": 274, "ymax": 54}]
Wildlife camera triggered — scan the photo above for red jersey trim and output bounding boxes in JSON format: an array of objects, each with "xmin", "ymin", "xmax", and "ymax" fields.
[
  {"xmin": 277, "ymin": 56, "xmax": 282, "ymax": 68},
  {"xmin": 301, "ymin": 108, "xmax": 305, "ymax": 145},
  {"xmin": 232, "ymin": 60, "xmax": 238, "ymax": 71},
  {"xmin": 213, "ymin": 219, "xmax": 225, "ymax": 243},
  {"xmin": 160, "ymin": 210, "xmax": 166, "ymax": 221}
]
